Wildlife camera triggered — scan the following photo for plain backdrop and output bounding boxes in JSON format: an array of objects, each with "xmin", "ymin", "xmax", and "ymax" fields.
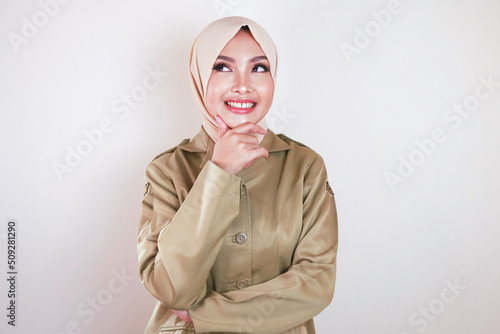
[{"xmin": 1, "ymin": 0, "xmax": 499, "ymax": 333}]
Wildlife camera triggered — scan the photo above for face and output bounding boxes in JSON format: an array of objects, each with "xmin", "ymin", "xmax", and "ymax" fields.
[{"xmin": 206, "ymin": 29, "xmax": 274, "ymax": 129}]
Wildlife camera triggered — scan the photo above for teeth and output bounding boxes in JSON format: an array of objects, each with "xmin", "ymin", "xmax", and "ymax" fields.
[{"xmin": 226, "ymin": 101, "xmax": 255, "ymax": 108}]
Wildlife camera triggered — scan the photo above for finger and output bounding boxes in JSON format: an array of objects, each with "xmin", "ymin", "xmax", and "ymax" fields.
[
  {"xmin": 259, "ymin": 147, "xmax": 270, "ymax": 159},
  {"xmin": 240, "ymin": 147, "xmax": 269, "ymax": 170},
  {"xmin": 230, "ymin": 122, "xmax": 267, "ymax": 135},
  {"xmin": 246, "ymin": 147, "xmax": 269, "ymax": 163},
  {"xmin": 232, "ymin": 133, "xmax": 260, "ymax": 145},
  {"xmin": 172, "ymin": 310, "xmax": 191, "ymax": 323},
  {"xmin": 216, "ymin": 115, "xmax": 228, "ymax": 140}
]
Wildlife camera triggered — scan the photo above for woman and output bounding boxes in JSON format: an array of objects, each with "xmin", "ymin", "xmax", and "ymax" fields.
[{"xmin": 137, "ymin": 16, "xmax": 338, "ymax": 333}]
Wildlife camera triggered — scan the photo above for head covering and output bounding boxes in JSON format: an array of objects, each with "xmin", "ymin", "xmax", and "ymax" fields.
[{"xmin": 189, "ymin": 16, "xmax": 278, "ymax": 143}]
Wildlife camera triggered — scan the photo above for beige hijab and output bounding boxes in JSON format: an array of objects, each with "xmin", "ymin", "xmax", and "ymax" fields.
[{"xmin": 189, "ymin": 16, "xmax": 278, "ymax": 143}]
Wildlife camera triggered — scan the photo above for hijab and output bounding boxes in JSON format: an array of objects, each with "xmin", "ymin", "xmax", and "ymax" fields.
[{"xmin": 189, "ymin": 16, "xmax": 278, "ymax": 143}]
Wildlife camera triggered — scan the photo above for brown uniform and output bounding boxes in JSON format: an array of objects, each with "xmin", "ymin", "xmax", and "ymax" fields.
[{"xmin": 138, "ymin": 127, "xmax": 338, "ymax": 333}]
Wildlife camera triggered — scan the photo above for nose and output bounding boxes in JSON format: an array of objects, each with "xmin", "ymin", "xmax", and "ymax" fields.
[{"xmin": 232, "ymin": 71, "xmax": 252, "ymax": 94}]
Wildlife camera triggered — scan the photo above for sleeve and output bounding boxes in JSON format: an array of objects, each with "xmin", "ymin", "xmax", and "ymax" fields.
[
  {"xmin": 137, "ymin": 160, "xmax": 243, "ymax": 310},
  {"xmin": 188, "ymin": 154, "xmax": 339, "ymax": 333}
]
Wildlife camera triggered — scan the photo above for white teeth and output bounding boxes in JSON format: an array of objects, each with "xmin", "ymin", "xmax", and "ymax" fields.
[{"xmin": 226, "ymin": 101, "xmax": 255, "ymax": 108}]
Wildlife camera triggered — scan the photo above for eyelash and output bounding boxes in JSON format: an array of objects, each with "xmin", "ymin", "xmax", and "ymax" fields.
[
  {"xmin": 212, "ymin": 63, "xmax": 270, "ymax": 73},
  {"xmin": 253, "ymin": 63, "xmax": 270, "ymax": 72},
  {"xmin": 213, "ymin": 63, "xmax": 231, "ymax": 72}
]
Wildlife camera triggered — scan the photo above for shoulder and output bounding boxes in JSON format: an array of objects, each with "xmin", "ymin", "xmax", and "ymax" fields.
[
  {"xmin": 149, "ymin": 128, "xmax": 210, "ymax": 167},
  {"xmin": 276, "ymin": 133, "xmax": 333, "ymax": 194},
  {"xmin": 145, "ymin": 138, "xmax": 196, "ymax": 179},
  {"xmin": 151, "ymin": 138, "xmax": 191, "ymax": 162},
  {"xmin": 275, "ymin": 132, "xmax": 324, "ymax": 168},
  {"xmin": 276, "ymin": 133, "xmax": 318, "ymax": 156},
  {"xmin": 276, "ymin": 133, "xmax": 308, "ymax": 148}
]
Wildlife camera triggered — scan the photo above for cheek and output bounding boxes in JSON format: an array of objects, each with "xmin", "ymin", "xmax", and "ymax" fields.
[
  {"xmin": 206, "ymin": 77, "xmax": 223, "ymax": 115},
  {"xmin": 259, "ymin": 79, "xmax": 275, "ymax": 107}
]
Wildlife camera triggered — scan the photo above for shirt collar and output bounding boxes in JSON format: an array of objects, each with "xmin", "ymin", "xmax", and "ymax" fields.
[
  {"xmin": 177, "ymin": 126, "xmax": 291, "ymax": 179},
  {"xmin": 177, "ymin": 126, "xmax": 291, "ymax": 154}
]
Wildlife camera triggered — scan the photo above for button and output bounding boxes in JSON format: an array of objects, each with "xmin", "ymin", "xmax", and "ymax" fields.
[
  {"xmin": 236, "ymin": 280, "xmax": 248, "ymax": 289},
  {"xmin": 235, "ymin": 233, "xmax": 248, "ymax": 244},
  {"xmin": 241, "ymin": 187, "xmax": 246, "ymax": 196}
]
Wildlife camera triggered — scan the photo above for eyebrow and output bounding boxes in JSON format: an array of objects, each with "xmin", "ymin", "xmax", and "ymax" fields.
[{"xmin": 216, "ymin": 55, "xmax": 268, "ymax": 62}]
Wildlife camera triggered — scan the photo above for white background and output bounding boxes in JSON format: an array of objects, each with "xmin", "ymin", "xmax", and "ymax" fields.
[{"xmin": 1, "ymin": 0, "xmax": 499, "ymax": 333}]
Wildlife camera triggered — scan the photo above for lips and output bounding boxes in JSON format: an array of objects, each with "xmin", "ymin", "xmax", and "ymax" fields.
[{"xmin": 224, "ymin": 99, "xmax": 257, "ymax": 114}]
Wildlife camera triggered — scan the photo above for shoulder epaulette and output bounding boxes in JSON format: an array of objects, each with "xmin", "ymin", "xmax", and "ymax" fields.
[
  {"xmin": 152, "ymin": 138, "xmax": 191, "ymax": 161},
  {"xmin": 277, "ymin": 133, "xmax": 308, "ymax": 148}
]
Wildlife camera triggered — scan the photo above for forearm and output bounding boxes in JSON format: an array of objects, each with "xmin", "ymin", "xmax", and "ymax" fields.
[
  {"xmin": 188, "ymin": 262, "xmax": 336, "ymax": 333},
  {"xmin": 188, "ymin": 154, "xmax": 339, "ymax": 332},
  {"xmin": 138, "ymin": 161, "xmax": 242, "ymax": 309}
]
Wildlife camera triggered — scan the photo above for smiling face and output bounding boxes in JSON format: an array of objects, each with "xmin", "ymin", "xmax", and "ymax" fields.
[{"xmin": 205, "ymin": 28, "xmax": 275, "ymax": 129}]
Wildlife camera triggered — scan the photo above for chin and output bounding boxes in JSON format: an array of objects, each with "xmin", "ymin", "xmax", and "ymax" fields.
[{"xmin": 226, "ymin": 116, "xmax": 263, "ymax": 128}]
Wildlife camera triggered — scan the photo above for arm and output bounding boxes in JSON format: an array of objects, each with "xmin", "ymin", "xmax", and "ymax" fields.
[
  {"xmin": 138, "ymin": 119, "xmax": 268, "ymax": 313},
  {"xmin": 137, "ymin": 160, "xmax": 242, "ymax": 310},
  {"xmin": 188, "ymin": 154, "xmax": 339, "ymax": 333}
]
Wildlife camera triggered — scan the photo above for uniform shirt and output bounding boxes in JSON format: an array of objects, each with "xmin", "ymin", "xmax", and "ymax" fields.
[{"xmin": 137, "ymin": 127, "xmax": 338, "ymax": 333}]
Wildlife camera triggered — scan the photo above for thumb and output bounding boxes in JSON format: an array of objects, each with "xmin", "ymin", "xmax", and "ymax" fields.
[{"xmin": 215, "ymin": 115, "xmax": 228, "ymax": 140}]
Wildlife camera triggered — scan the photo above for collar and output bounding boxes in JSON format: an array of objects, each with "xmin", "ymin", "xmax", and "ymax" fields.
[{"xmin": 178, "ymin": 126, "xmax": 291, "ymax": 180}]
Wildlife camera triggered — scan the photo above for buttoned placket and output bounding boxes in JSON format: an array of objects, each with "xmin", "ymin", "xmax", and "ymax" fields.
[
  {"xmin": 188, "ymin": 128, "xmax": 290, "ymax": 292},
  {"xmin": 231, "ymin": 182, "xmax": 252, "ymax": 290}
]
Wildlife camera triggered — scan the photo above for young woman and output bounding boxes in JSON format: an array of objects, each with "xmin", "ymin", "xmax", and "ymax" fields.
[{"xmin": 138, "ymin": 16, "xmax": 338, "ymax": 333}]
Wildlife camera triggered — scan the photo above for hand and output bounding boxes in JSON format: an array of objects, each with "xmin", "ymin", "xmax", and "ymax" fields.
[
  {"xmin": 211, "ymin": 116, "xmax": 269, "ymax": 175},
  {"xmin": 171, "ymin": 309, "xmax": 193, "ymax": 324}
]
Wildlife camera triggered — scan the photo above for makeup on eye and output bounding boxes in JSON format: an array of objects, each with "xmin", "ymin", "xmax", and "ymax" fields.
[
  {"xmin": 212, "ymin": 62, "xmax": 270, "ymax": 72},
  {"xmin": 216, "ymin": 55, "xmax": 268, "ymax": 62},
  {"xmin": 252, "ymin": 63, "xmax": 269, "ymax": 72},
  {"xmin": 213, "ymin": 63, "xmax": 231, "ymax": 72}
]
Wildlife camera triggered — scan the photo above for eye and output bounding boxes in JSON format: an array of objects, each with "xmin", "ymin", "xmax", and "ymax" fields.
[
  {"xmin": 213, "ymin": 63, "xmax": 231, "ymax": 72},
  {"xmin": 252, "ymin": 64, "xmax": 270, "ymax": 73}
]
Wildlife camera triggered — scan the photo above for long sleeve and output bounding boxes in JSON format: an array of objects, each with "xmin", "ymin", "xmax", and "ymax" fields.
[
  {"xmin": 137, "ymin": 160, "xmax": 243, "ymax": 310},
  {"xmin": 188, "ymin": 154, "xmax": 339, "ymax": 333}
]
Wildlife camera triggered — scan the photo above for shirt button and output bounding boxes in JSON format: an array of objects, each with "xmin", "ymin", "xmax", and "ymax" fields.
[
  {"xmin": 235, "ymin": 233, "xmax": 248, "ymax": 244},
  {"xmin": 236, "ymin": 280, "xmax": 248, "ymax": 289},
  {"xmin": 241, "ymin": 187, "xmax": 246, "ymax": 196}
]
